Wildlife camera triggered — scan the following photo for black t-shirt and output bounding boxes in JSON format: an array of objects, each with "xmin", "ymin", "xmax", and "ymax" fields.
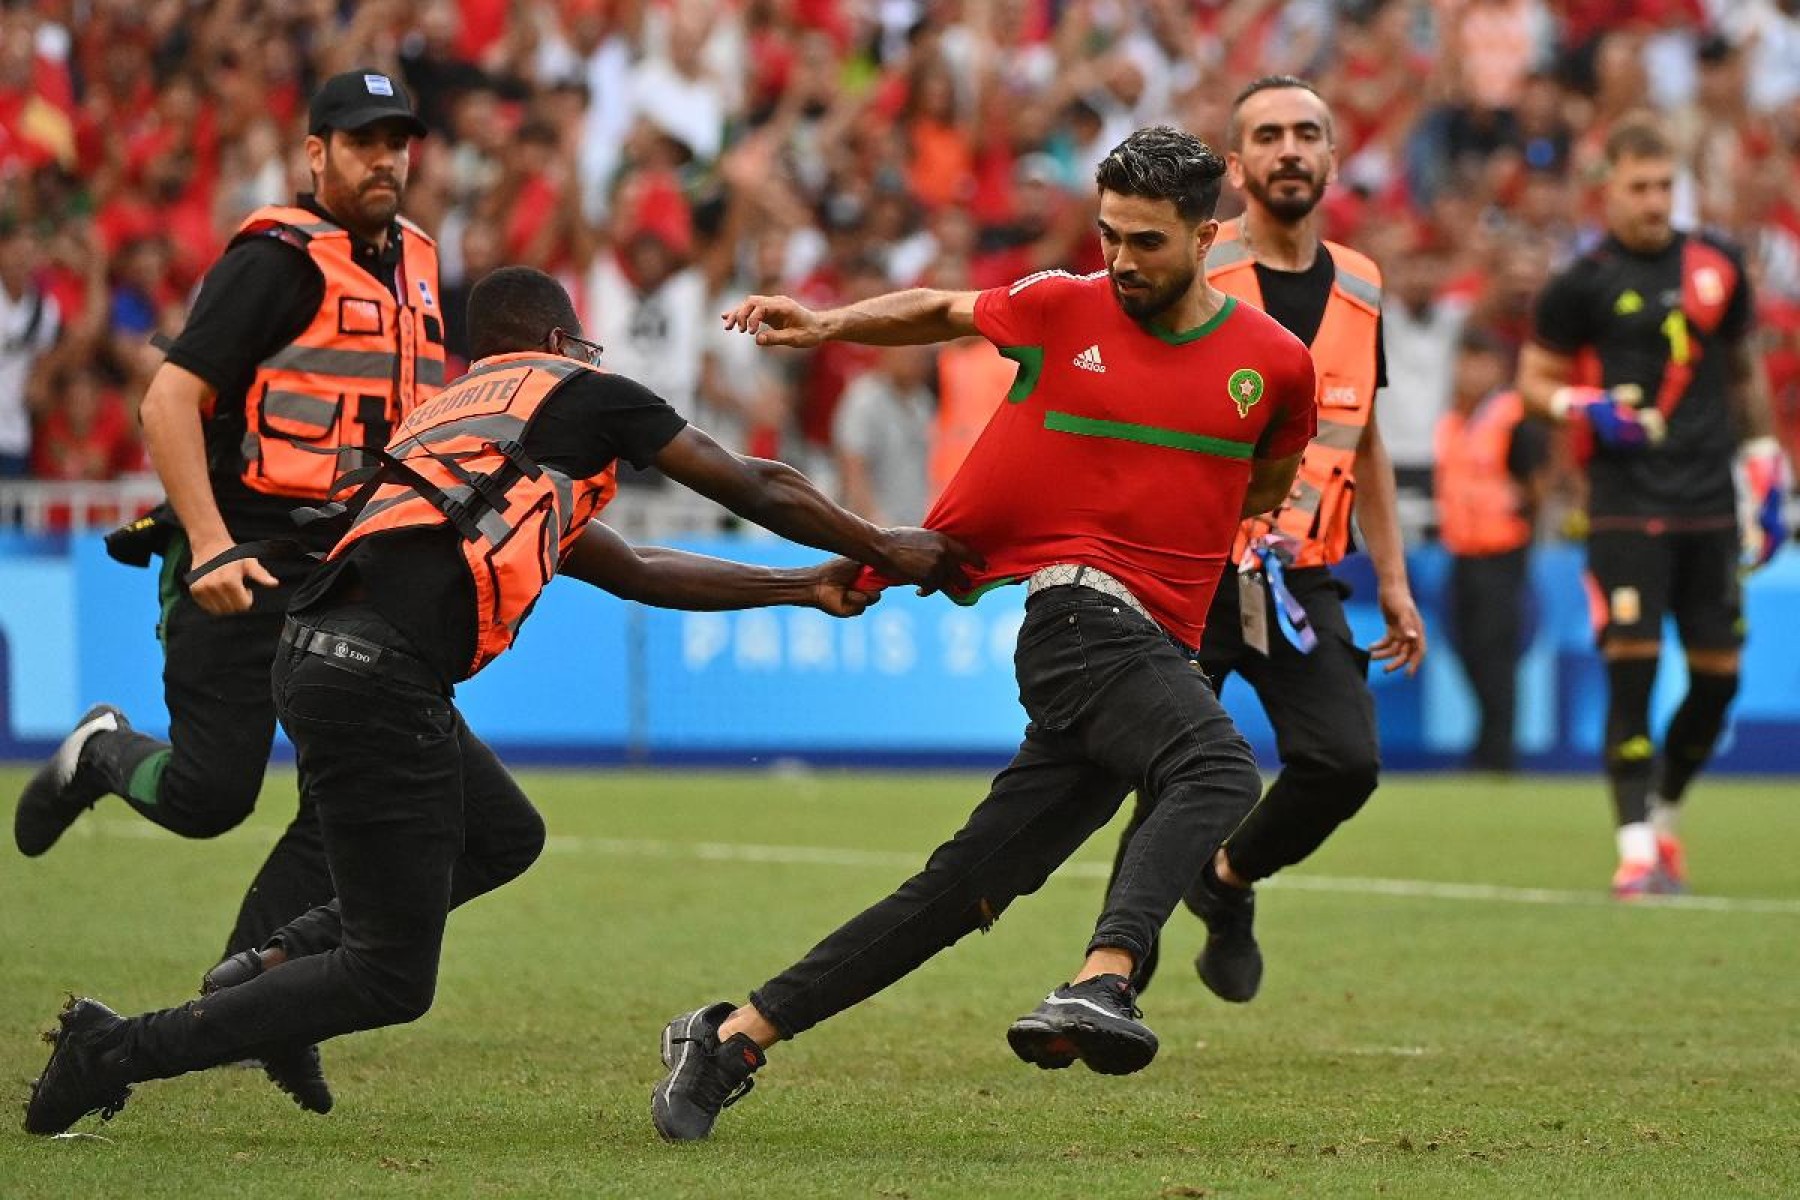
[
  {"xmin": 1251, "ymin": 248, "xmax": 1389, "ymax": 389},
  {"xmin": 163, "ymin": 195, "xmax": 405, "ymax": 548},
  {"xmin": 295, "ymin": 369, "xmax": 689, "ymax": 684},
  {"xmin": 1532, "ymin": 231, "xmax": 1754, "ymax": 519}
]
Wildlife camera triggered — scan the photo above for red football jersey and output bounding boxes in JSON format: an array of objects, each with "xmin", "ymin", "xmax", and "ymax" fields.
[{"xmin": 902, "ymin": 270, "xmax": 1316, "ymax": 647}]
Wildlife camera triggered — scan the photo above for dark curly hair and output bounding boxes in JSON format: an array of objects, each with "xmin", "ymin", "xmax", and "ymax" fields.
[
  {"xmin": 1093, "ymin": 126, "xmax": 1227, "ymax": 224},
  {"xmin": 468, "ymin": 266, "xmax": 581, "ymax": 362}
]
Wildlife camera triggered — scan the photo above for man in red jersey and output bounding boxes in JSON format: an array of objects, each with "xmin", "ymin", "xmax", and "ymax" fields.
[{"xmin": 650, "ymin": 127, "xmax": 1318, "ymax": 1142}]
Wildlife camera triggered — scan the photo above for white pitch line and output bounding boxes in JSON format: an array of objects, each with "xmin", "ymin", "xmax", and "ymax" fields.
[
  {"xmin": 539, "ymin": 834, "xmax": 1800, "ymax": 916},
  {"xmin": 71, "ymin": 818, "xmax": 1800, "ymax": 916}
]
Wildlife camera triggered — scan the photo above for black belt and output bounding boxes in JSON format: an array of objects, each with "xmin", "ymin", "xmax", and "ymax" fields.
[{"xmin": 280, "ymin": 618, "xmax": 444, "ymax": 692}]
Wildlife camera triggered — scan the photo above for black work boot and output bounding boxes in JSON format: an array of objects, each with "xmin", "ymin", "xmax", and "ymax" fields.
[
  {"xmin": 23, "ymin": 997, "xmax": 134, "ymax": 1135},
  {"xmin": 1185, "ymin": 861, "xmax": 1263, "ymax": 1003},
  {"xmin": 650, "ymin": 1002, "xmax": 764, "ymax": 1142},
  {"xmin": 1006, "ymin": 973, "xmax": 1158, "ymax": 1075},
  {"xmin": 14, "ymin": 705, "xmax": 147, "ymax": 856},
  {"xmin": 201, "ymin": 950, "xmax": 333, "ymax": 1114}
]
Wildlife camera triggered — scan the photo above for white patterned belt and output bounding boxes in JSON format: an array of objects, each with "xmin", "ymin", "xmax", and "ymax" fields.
[{"xmin": 1026, "ymin": 564, "xmax": 1153, "ymax": 624}]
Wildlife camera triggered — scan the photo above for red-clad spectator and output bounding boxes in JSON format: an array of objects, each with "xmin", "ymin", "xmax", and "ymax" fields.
[
  {"xmin": 30, "ymin": 364, "xmax": 144, "ymax": 489},
  {"xmin": 455, "ymin": 0, "xmax": 511, "ymax": 66},
  {"xmin": 0, "ymin": 0, "xmax": 1789, "ymax": 535},
  {"xmin": 1762, "ymin": 291, "xmax": 1800, "ymax": 468},
  {"xmin": 0, "ymin": 11, "xmax": 76, "ymax": 178}
]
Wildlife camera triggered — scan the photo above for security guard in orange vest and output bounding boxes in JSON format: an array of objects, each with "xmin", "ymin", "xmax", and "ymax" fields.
[
  {"xmin": 1103, "ymin": 76, "xmax": 1427, "ymax": 1002},
  {"xmin": 1436, "ymin": 330, "xmax": 1549, "ymax": 773},
  {"xmin": 21, "ymin": 266, "xmax": 974, "ymax": 1138},
  {"xmin": 15, "ymin": 70, "xmax": 446, "ymax": 1109}
]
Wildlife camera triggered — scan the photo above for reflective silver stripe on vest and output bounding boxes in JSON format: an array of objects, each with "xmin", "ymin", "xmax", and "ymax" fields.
[
  {"xmin": 402, "ymin": 412, "xmax": 530, "ymax": 450},
  {"xmin": 262, "ymin": 346, "xmax": 399, "ymax": 380},
  {"xmin": 457, "ymin": 354, "xmax": 584, "ymax": 383},
  {"xmin": 350, "ymin": 491, "xmax": 411, "ymax": 526},
  {"xmin": 263, "ymin": 389, "xmax": 339, "ymax": 430},
  {"xmin": 1208, "ymin": 238, "xmax": 1254, "ymax": 270},
  {"xmin": 544, "ymin": 465, "xmax": 576, "ymax": 532},
  {"xmin": 1335, "ymin": 267, "xmax": 1381, "ymax": 308},
  {"xmin": 417, "ymin": 357, "xmax": 446, "ymax": 388},
  {"xmin": 1313, "ymin": 419, "xmax": 1364, "ymax": 452}
]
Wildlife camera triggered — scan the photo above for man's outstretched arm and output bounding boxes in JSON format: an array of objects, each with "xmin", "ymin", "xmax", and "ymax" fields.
[
  {"xmin": 561, "ymin": 520, "xmax": 879, "ymax": 617},
  {"xmin": 653, "ymin": 424, "xmax": 979, "ymax": 594},
  {"xmin": 721, "ymin": 289, "xmax": 980, "ymax": 348}
]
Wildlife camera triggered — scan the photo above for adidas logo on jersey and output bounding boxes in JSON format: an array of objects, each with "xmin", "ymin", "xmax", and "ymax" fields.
[{"xmin": 1072, "ymin": 344, "xmax": 1106, "ymax": 373}]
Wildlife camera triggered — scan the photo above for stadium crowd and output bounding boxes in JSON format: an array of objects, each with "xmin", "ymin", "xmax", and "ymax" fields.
[{"xmin": 1, "ymin": 0, "xmax": 1798, "ymax": 525}]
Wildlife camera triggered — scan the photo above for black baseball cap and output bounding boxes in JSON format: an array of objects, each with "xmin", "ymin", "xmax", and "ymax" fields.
[{"xmin": 308, "ymin": 69, "xmax": 427, "ymax": 138}]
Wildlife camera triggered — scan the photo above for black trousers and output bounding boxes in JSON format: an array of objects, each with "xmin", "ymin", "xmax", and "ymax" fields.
[
  {"xmin": 1112, "ymin": 565, "xmax": 1380, "ymax": 887},
  {"xmin": 1448, "ymin": 549, "xmax": 1528, "ymax": 772},
  {"xmin": 749, "ymin": 586, "xmax": 1262, "ymax": 1039},
  {"xmin": 1209, "ymin": 566, "xmax": 1381, "ymax": 880},
  {"xmin": 125, "ymin": 536, "xmax": 335, "ymax": 958},
  {"xmin": 158, "ymin": 591, "xmax": 333, "ymax": 956},
  {"xmin": 114, "ymin": 607, "xmax": 545, "ymax": 1081}
]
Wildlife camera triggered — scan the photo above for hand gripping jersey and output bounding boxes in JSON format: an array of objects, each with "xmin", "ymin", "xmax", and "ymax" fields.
[
  {"xmin": 227, "ymin": 205, "xmax": 448, "ymax": 499},
  {"xmin": 328, "ymin": 353, "xmax": 618, "ymax": 677},
  {"xmin": 1435, "ymin": 390, "xmax": 1533, "ymax": 557},
  {"xmin": 1207, "ymin": 219, "xmax": 1382, "ymax": 568}
]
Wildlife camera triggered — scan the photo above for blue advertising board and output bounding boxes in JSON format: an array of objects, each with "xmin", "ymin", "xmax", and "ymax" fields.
[{"xmin": 1, "ymin": 532, "xmax": 1797, "ymax": 771}]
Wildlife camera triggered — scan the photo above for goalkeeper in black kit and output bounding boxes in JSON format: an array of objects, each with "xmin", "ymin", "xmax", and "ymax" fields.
[{"xmin": 1518, "ymin": 115, "xmax": 1789, "ymax": 898}]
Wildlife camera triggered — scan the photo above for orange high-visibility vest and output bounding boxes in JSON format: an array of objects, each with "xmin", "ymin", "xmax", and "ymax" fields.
[
  {"xmin": 1435, "ymin": 390, "xmax": 1533, "ymax": 557},
  {"xmin": 329, "ymin": 353, "xmax": 618, "ymax": 678},
  {"xmin": 929, "ymin": 338, "xmax": 1015, "ymax": 502},
  {"xmin": 227, "ymin": 204, "xmax": 447, "ymax": 499},
  {"xmin": 1209, "ymin": 219, "xmax": 1381, "ymax": 568}
]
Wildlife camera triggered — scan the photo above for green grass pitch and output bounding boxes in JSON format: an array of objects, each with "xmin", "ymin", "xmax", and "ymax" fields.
[{"xmin": 2, "ymin": 767, "xmax": 1796, "ymax": 1198}]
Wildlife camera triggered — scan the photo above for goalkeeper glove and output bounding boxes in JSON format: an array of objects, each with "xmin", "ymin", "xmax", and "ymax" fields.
[
  {"xmin": 1738, "ymin": 436, "xmax": 1791, "ymax": 571},
  {"xmin": 1552, "ymin": 384, "xmax": 1666, "ymax": 452}
]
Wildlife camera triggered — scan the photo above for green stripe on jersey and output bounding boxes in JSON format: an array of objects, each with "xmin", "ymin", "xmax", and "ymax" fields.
[
  {"xmin": 1147, "ymin": 296, "xmax": 1237, "ymax": 345},
  {"xmin": 948, "ymin": 575, "xmax": 1022, "ymax": 606},
  {"xmin": 998, "ymin": 346, "xmax": 1044, "ymax": 403},
  {"xmin": 1043, "ymin": 410, "xmax": 1255, "ymax": 460}
]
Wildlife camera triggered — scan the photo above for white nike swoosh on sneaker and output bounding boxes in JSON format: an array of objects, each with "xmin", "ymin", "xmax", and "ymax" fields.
[
  {"xmin": 1042, "ymin": 994, "xmax": 1127, "ymax": 1020},
  {"xmin": 51, "ymin": 711, "xmax": 118, "ymax": 788},
  {"xmin": 656, "ymin": 1010, "xmax": 701, "ymax": 1117}
]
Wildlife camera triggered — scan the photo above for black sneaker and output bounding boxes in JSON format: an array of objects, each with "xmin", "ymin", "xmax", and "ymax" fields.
[
  {"xmin": 15, "ymin": 705, "xmax": 127, "ymax": 857},
  {"xmin": 1185, "ymin": 871, "xmax": 1263, "ymax": 1003},
  {"xmin": 201, "ymin": 950, "xmax": 333, "ymax": 1115},
  {"xmin": 1006, "ymin": 974, "xmax": 1158, "ymax": 1076},
  {"xmin": 23, "ymin": 997, "xmax": 133, "ymax": 1135},
  {"xmin": 651, "ymin": 1002, "xmax": 763, "ymax": 1142}
]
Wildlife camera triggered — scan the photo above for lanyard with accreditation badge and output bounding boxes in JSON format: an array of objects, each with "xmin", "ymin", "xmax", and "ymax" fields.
[{"xmin": 1237, "ymin": 537, "xmax": 1318, "ymax": 656}]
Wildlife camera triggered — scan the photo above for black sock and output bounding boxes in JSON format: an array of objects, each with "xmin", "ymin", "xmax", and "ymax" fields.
[
  {"xmin": 1658, "ymin": 671, "xmax": 1739, "ymax": 804},
  {"xmin": 1604, "ymin": 658, "xmax": 1658, "ymax": 826}
]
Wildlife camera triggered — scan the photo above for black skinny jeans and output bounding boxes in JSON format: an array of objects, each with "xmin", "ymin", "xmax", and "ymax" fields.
[
  {"xmin": 115, "ymin": 606, "xmax": 545, "ymax": 1081},
  {"xmin": 750, "ymin": 586, "xmax": 1262, "ymax": 1039}
]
